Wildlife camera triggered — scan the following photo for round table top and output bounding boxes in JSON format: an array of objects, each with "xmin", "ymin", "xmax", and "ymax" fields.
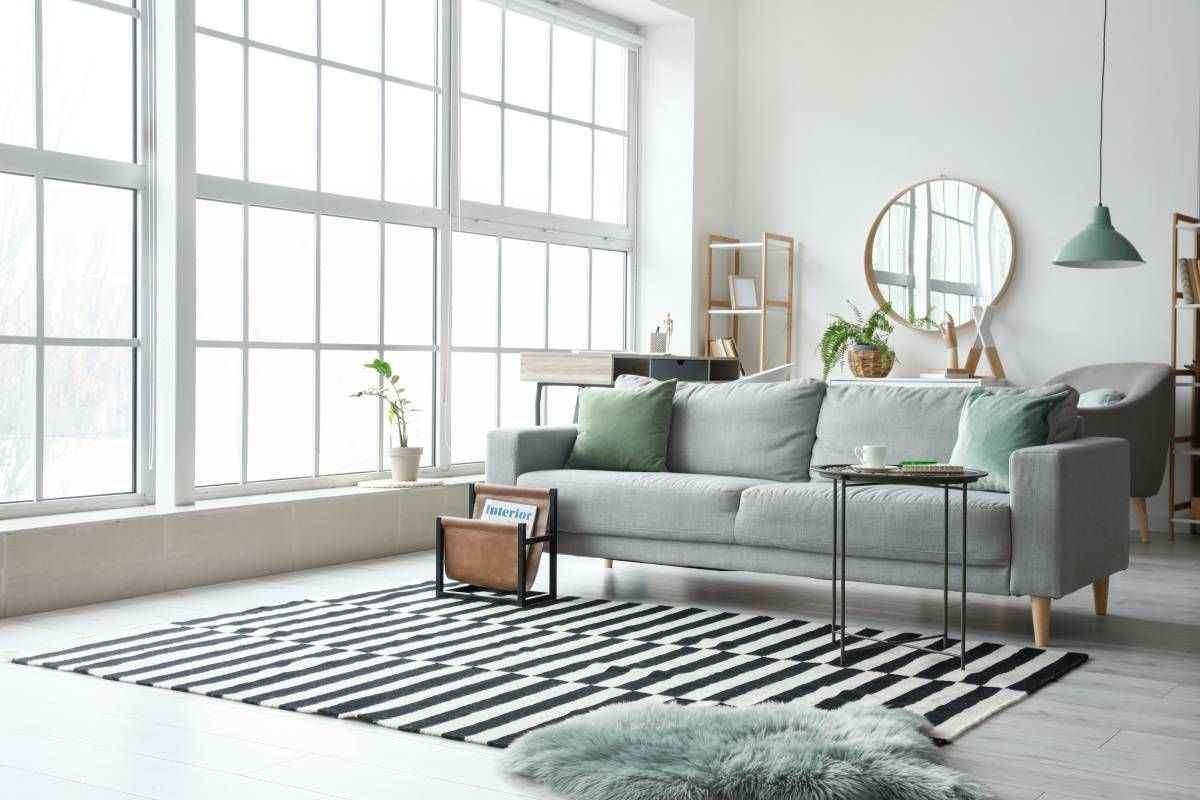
[{"xmin": 813, "ymin": 464, "xmax": 989, "ymax": 485}]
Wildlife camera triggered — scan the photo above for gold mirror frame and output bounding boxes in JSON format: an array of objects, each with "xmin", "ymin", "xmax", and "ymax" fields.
[{"xmin": 863, "ymin": 178, "xmax": 1017, "ymax": 332}]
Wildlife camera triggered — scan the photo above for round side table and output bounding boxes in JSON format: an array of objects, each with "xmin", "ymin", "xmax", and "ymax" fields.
[{"xmin": 812, "ymin": 465, "xmax": 989, "ymax": 670}]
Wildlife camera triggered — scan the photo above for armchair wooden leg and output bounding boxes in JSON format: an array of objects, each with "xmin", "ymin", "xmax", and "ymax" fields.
[
  {"xmin": 1092, "ymin": 576, "xmax": 1110, "ymax": 616},
  {"xmin": 1131, "ymin": 497, "xmax": 1149, "ymax": 543},
  {"xmin": 1031, "ymin": 596, "xmax": 1051, "ymax": 647},
  {"xmin": 602, "ymin": 559, "xmax": 613, "ymax": 569}
]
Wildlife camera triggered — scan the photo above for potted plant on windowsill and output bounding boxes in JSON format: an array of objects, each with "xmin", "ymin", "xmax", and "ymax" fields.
[
  {"xmin": 353, "ymin": 358, "xmax": 422, "ymax": 482},
  {"xmin": 818, "ymin": 301, "xmax": 897, "ymax": 379}
]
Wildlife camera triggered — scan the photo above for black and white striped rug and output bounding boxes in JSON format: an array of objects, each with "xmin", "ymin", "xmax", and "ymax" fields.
[{"xmin": 11, "ymin": 581, "xmax": 1086, "ymax": 744}]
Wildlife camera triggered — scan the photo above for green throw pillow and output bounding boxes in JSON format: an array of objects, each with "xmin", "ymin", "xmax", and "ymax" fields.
[
  {"xmin": 566, "ymin": 380, "xmax": 676, "ymax": 471},
  {"xmin": 949, "ymin": 387, "xmax": 1072, "ymax": 492}
]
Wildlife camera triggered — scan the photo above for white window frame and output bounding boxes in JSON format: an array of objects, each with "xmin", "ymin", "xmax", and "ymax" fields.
[
  {"xmin": 1, "ymin": 0, "xmax": 640, "ymax": 516},
  {"xmin": 0, "ymin": 0, "xmax": 152, "ymax": 520},
  {"xmin": 443, "ymin": 0, "xmax": 639, "ymax": 466},
  {"xmin": 192, "ymin": 0, "xmax": 448, "ymax": 499}
]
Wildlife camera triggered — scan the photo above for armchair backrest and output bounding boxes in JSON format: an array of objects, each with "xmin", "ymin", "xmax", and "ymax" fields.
[{"xmin": 1048, "ymin": 362, "xmax": 1173, "ymax": 496}]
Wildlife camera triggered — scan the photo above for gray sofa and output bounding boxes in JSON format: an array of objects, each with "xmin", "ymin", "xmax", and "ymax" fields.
[{"xmin": 485, "ymin": 378, "xmax": 1131, "ymax": 646}]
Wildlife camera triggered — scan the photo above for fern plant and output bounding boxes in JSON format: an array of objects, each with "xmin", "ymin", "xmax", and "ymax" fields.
[{"xmin": 817, "ymin": 301, "xmax": 896, "ymax": 380}]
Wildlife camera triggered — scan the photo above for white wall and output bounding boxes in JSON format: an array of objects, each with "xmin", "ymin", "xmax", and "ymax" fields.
[
  {"xmin": 729, "ymin": 0, "xmax": 1200, "ymax": 527},
  {"xmin": 635, "ymin": 0, "xmax": 739, "ymax": 353},
  {"xmin": 734, "ymin": 0, "xmax": 1199, "ymax": 383}
]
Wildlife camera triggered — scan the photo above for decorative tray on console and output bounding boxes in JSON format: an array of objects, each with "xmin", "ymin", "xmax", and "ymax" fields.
[{"xmin": 846, "ymin": 463, "xmax": 966, "ymax": 475}]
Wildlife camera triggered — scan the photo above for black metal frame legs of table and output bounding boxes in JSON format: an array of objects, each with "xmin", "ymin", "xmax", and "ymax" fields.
[{"xmin": 829, "ymin": 476, "xmax": 970, "ymax": 671}]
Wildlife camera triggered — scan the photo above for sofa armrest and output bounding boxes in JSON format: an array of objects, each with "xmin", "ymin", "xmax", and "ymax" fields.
[
  {"xmin": 485, "ymin": 426, "xmax": 577, "ymax": 485},
  {"xmin": 1008, "ymin": 436, "xmax": 1130, "ymax": 598}
]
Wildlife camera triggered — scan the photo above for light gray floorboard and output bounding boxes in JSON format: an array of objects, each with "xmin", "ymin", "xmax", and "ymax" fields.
[{"xmin": 0, "ymin": 530, "xmax": 1196, "ymax": 799}]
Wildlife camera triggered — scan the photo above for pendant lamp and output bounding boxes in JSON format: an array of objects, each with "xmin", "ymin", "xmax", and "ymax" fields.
[{"xmin": 1053, "ymin": 0, "xmax": 1144, "ymax": 269}]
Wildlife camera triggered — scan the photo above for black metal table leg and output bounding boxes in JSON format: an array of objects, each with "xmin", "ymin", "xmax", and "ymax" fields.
[
  {"xmin": 839, "ymin": 478, "xmax": 847, "ymax": 667},
  {"xmin": 534, "ymin": 383, "xmax": 544, "ymax": 426},
  {"xmin": 815, "ymin": 466, "xmax": 984, "ymax": 672},
  {"xmin": 961, "ymin": 482, "xmax": 968, "ymax": 670},
  {"xmin": 831, "ymin": 477, "xmax": 838, "ymax": 645},
  {"xmin": 943, "ymin": 483, "xmax": 949, "ymax": 648}
]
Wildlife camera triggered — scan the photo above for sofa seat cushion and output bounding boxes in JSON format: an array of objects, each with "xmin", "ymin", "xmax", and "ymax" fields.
[
  {"xmin": 733, "ymin": 483, "xmax": 1011, "ymax": 565},
  {"xmin": 517, "ymin": 470, "xmax": 772, "ymax": 544}
]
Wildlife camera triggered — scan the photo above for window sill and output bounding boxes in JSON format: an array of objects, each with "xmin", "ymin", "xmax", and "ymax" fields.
[{"xmin": 0, "ymin": 474, "xmax": 482, "ymax": 535}]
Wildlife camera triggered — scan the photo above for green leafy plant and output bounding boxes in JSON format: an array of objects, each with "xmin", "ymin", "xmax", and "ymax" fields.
[
  {"xmin": 352, "ymin": 358, "xmax": 416, "ymax": 448},
  {"xmin": 817, "ymin": 301, "xmax": 896, "ymax": 380},
  {"xmin": 907, "ymin": 305, "xmax": 940, "ymax": 330}
]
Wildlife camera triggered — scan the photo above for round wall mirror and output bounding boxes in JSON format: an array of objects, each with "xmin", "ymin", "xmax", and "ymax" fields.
[{"xmin": 864, "ymin": 178, "xmax": 1015, "ymax": 330}]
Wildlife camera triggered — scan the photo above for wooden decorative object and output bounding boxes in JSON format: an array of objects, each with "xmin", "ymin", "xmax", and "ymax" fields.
[
  {"xmin": 847, "ymin": 348, "xmax": 893, "ymax": 378},
  {"xmin": 940, "ymin": 313, "xmax": 960, "ymax": 370},
  {"xmin": 963, "ymin": 304, "xmax": 1006, "ymax": 380}
]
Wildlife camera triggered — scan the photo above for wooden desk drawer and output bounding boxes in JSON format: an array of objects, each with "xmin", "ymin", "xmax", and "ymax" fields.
[{"xmin": 649, "ymin": 358, "xmax": 709, "ymax": 381}]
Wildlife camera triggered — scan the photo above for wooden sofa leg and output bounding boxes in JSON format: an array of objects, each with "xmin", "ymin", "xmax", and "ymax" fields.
[
  {"xmin": 1131, "ymin": 497, "xmax": 1150, "ymax": 543},
  {"xmin": 1031, "ymin": 597, "xmax": 1051, "ymax": 647},
  {"xmin": 602, "ymin": 559, "xmax": 613, "ymax": 569},
  {"xmin": 1092, "ymin": 576, "xmax": 1110, "ymax": 616}
]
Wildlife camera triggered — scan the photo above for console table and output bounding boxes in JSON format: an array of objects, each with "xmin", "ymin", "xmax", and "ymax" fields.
[
  {"xmin": 829, "ymin": 377, "xmax": 1009, "ymax": 389},
  {"xmin": 520, "ymin": 352, "xmax": 742, "ymax": 424}
]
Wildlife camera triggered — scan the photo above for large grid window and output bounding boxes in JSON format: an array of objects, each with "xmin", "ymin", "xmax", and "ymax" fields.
[
  {"xmin": 458, "ymin": 0, "xmax": 630, "ymax": 224},
  {"xmin": 0, "ymin": 0, "xmax": 144, "ymax": 511},
  {"xmin": 194, "ymin": 0, "xmax": 442, "ymax": 490},
  {"xmin": 1, "ymin": 0, "xmax": 637, "ymax": 515},
  {"xmin": 196, "ymin": 0, "xmax": 635, "ymax": 486},
  {"xmin": 449, "ymin": 233, "xmax": 627, "ymax": 463}
]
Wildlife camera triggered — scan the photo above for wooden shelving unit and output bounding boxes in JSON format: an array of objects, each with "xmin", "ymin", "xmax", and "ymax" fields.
[
  {"xmin": 1168, "ymin": 212, "xmax": 1200, "ymax": 540},
  {"xmin": 705, "ymin": 232, "xmax": 795, "ymax": 373}
]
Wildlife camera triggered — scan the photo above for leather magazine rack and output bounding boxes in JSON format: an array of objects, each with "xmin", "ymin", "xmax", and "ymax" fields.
[{"xmin": 435, "ymin": 483, "xmax": 558, "ymax": 607}]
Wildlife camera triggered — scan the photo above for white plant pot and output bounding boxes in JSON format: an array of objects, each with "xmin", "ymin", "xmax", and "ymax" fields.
[{"xmin": 387, "ymin": 447, "xmax": 423, "ymax": 482}]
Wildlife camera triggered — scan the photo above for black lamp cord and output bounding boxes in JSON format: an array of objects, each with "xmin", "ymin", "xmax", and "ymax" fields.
[{"xmin": 1098, "ymin": 0, "xmax": 1107, "ymax": 206}]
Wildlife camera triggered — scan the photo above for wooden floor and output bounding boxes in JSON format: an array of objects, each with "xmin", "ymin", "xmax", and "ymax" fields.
[{"xmin": 0, "ymin": 530, "xmax": 1197, "ymax": 800}]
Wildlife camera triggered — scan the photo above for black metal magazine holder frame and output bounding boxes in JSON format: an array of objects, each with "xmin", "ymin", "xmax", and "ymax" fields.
[{"xmin": 435, "ymin": 484, "xmax": 558, "ymax": 608}]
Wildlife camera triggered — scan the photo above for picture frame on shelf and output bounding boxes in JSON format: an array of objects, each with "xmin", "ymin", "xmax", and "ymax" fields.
[{"xmin": 729, "ymin": 275, "xmax": 759, "ymax": 310}]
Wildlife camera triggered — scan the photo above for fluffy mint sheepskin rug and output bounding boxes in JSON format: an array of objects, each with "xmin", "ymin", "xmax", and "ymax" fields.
[{"xmin": 502, "ymin": 701, "xmax": 995, "ymax": 800}]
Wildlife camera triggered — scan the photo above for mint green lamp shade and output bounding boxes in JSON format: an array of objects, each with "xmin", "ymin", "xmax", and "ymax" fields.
[{"xmin": 1053, "ymin": 205, "xmax": 1144, "ymax": 269}]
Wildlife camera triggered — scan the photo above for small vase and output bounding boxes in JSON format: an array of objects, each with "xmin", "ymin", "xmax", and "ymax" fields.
[{"xmin": 387, "ymin": 447, "xmax": 423, "ymax": 482}]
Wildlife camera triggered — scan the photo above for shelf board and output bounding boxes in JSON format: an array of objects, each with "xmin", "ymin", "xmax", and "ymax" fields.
[
  {"xmin": 1171, "ymin": 516, "xmax": 1200, "ymax": 525},
  {"xmin": 1176, "ymin": 303, "xmax": 1200, "ymax": 309},
  {"xmin": 708, "ymin": 308, "xmax": 764, "ymax": 316},
  {"xmin": 1176, "ymin": 221, "xmax": 1200, "ymax": 230},
  {"xmin": 1177, "ymin": 447, "xmax": 1200, "ymax": 456},
  {"xmin": 708, "ymin": 240, "xmax": 791, "ymax": 251}
]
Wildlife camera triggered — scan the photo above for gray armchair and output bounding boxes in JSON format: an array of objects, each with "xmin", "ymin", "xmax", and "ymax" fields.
[{"xmin": 1049, "ymin": 362, "xmax": 1173, "ymax": 542}]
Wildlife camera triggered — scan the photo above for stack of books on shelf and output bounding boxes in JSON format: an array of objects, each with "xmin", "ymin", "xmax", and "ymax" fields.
[
  {"xmin": 707, "ymin": 337, "xmax": 745, "ymax": 375},
  {"xmin": 1179, "ymin": 257, "xmax": 1200, "ymax": 304}
]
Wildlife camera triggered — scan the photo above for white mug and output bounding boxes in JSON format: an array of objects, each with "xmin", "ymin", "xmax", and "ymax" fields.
[{"xmin": 854, "ymin": 445, "xmax": 887, "ymax": 468}]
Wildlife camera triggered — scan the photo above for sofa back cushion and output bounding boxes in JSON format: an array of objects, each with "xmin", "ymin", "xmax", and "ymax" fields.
[
  {"xmin": 810, "ymin": 382, "xmax": 1080, "ymax": 468},
  {"xmin": 614, "ymin": 376, "xmax": 826, "ymax": 482}
]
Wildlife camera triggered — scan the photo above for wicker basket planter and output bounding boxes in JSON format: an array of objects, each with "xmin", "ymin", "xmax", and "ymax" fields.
[{"xmin": 847, "ymin": 347, "xmax": 894, "ymax": 378}]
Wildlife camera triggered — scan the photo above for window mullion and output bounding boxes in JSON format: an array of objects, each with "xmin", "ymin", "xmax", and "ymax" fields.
[
  {"xmin": 33, "ymin": 0, "xmax": 44, "ymax": 150},
  {"xmin": 313, "ymin": 1, "xmax": 323, "ymax": 480},
  {"xmin": 438, "ymin": 0, "xmax": 458, "ymax": 472},
  {"xmin": 33, "ymin": 176, "xmax": 45, "ymax": 502}
]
